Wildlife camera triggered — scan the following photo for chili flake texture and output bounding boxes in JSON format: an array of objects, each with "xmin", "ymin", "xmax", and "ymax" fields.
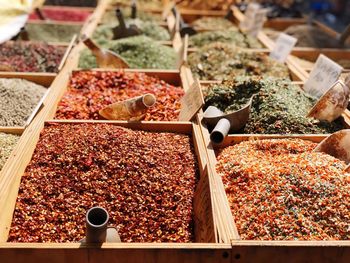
[
  {"xmin": 0, "ymin": 42, "xmax": 65, "ymax": 72},
  {"xmin": 217, "ymin": 139, "xmax": 350, "ymax": 240},
  {"xmin": 55, "ymin": 71, "xmax": 183, "ymax": 121},
  {"xmin": 8, "ymin": 123, "xmax": 198, "ymax": 242},
  {"xmin": 188, "ymin": 42, "xmax": 290, "ymax": 81}
]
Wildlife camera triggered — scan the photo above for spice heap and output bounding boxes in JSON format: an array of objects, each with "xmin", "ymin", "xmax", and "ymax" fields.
[
  {"xmin": 111, "ymin": 0, "xmax": 162, "ymax": 9},
  {"xmin": 79, "ymin": 36, "xmax": 177, "ymax": 69},
  {"xmin": 189, "ymin": 30, "xmax": 263, "ymax": 48},
  {"xmin": 0, "ymin": 42, "xmax": 65, "ymax": 72},
  {"xmin": 178, "ymin": 0, "xmax": 235, "ymax": 10},
  {"xmin": 55, "ymin": 70, "xmax": 183, "ymax": 121},
  {"xmin": 29, "ymin": 8, "xmax": 91, "ymax": 22},
  {"xmin": 26, "ymin": 23, "xmax": 82, "ymax": 42},
  {"xmin": 191, "ymin": 17, "xmax": 236, "ymax": 31},
  {"xmin": 0, "ymin": 78, "xmax": 46, "ymax": 127},
  {"xmin": 101, "ymin": 9, "xmax": 162, "ymax": 24},
  {"xmin": 0, "ymin": 133, "xmax": 19, "ymax": 171},
  {"xmin": 217, "ymin": 138, "xmax": 350, "ymax": 240},
  {"xmin": 93, "ymin": 20, "xmax": 170, "ymax": 42},
  {"xmin": 44, "ymin": 0, "xmax": 97, "ymax": 6},
  {"xmin": 189, "ymin": 43, "xmax": 289, "ymax": 81},
  {"xmin": 8, "ymin": 123, "xmax": 197, "ymax": 242},
  {"xmin": 204, "ymin": 77, "xmax": 342, "ymax": 134},
  {"xmin": 284, "ymin": 25, "xmax": 350, "ymax": 48}
]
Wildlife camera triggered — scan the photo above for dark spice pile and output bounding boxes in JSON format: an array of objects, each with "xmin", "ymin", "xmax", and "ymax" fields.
[
  {"xmin": 284, "ymin": 25, "xmax": 350, "ymax": 48},
  {"xmin": 217, "ymin": 138, "xmax": 350, "ymax": 240},
  {"xmin": 0, "ymin": 42, "xmax": 65, "ymax": 72},
  {"xmin": 204, "ymin": 77, "xmax": 342, "ymax": 134},
  {"xmin": 0, "ymin": 78, "xmax": 46, "ymax": 126},
  {"xmin": 0, "ymin": 133, "xmax": 19, "ymax": 171},
  {"xmin": 55, "ymin": 70, "xmax": 184, "ymax": 121},
  {"xmin": 111, "ymin": 0, "xmax": 162, "ymax": 9},
  {"xmin": 29, "ymin": 8, "xmax": 91, "ymax": 22},
  {"xmin": 189, "ymin": 30, "xmax": 263, "ymax": 48},
  {"xmin": 189, "ymin": 43, "xmax": 290, "ymax": 81},
  {"xmin": 8, "ymin": 123, "xmax": 198, "ymax": 242},
  {"xmin": 191, "ymin": 17, "xmax": 236, "ymax": 31},
  {"xmin": 79, "ymin": 36, "xmax": 176, "ymax": 69},
  {"xmin": 26, "ymin": 23, "xmax": 82, "ymax": 42}
]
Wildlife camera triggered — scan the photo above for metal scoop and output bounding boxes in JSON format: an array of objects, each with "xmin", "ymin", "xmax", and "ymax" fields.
[
  {"xmin": 81, "ymin": 35, "xmax": 130, "ymax": 69},
  {"xmin": 203, "ymin": 96, "xmax": 254, "ymax": 144},
  {"xmin": 313, "ymin": 129, "xmax": 350, "ymax": 172},
  {"xmin": 113, "ymin": 8, "xmax": 141, "ymax": 39},
  {"xmin": 308, "ymin": 76, "xmax": 350, "ymax": 122}
]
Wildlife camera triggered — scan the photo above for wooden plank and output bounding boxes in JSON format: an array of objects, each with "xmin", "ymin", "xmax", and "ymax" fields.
[
  {"xmin": 231, "ymin": 241, "xmax": 350, "ymax": 263},
  {"xmin": 0, "ymin": 243, "xmax": 232, "ymax": 263}
]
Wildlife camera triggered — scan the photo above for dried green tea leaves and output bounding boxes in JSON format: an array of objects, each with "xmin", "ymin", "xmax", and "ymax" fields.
[{"xmin": 26, "ymin": 23, "xmax": 82, "ymax": 42}]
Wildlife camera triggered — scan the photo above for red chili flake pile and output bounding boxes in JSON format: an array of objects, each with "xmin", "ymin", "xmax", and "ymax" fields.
[
  {"xmin": 216, "ymin": 139, "xmax": 350, "ymax": 240},
  {"xmin": 0, "ymin": 42, "xmax": 65, "ymax": 73},
  {"xmin": 8, "ymin": 123, "xmax": 197, "ymax": 242},
  {"xmin": 29, "ymin": 8, "xmax": 91, "ymax": 22},
  {"xmin": 55, "ymin": 71, "xmax": 184, "ymax": 121}
]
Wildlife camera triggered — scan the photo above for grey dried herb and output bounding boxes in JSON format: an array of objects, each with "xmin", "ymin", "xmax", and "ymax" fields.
[{"xmin": 0, "ymin": 132, "xmax": 19, "ymax": 170}]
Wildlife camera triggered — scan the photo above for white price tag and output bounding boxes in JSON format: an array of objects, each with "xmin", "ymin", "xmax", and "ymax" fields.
[
  {"xmin": 270, "ymin": 33, "xmax": 297, "ymax": 62},
  {"xmin": 304, "ymin": 54, "xmax": 343, "ymax": 98},
  {"xmin": 239, "ymin": 3, "xmax": 267, "ymax": 38}
]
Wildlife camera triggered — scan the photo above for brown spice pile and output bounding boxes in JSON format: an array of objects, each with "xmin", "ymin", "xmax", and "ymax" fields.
[
  {"xmin": 8, "ymin": 123, "xmax": 198, "ymax": 242},
  {"xmin": 55, "ymin": 71, "xmax": 184, "ymax": 121},
  {"xmin": 217, "ymin": 139, "xmax": 350, "ymax": 240}
]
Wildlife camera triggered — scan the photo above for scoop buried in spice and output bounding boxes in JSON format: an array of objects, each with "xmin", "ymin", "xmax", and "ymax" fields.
[
  {"xmin": 99, "ymin": 94, "xmax": 156, "ymax": 121},
  {"xmin": 203, "ymin": 97, "xmax": 253, "ymax": 144},
  {"xmin": 81, "ymin": 35, "xmax": 130, "ymax": 69},
  {"xmin": 81, "ymin": 207, "xmax": 121, "ymax": 243},
  {"xmin": 113, "ymin": 8, "xmax": 141, "ymax": 39},
  {"xmin": 314, "ymin": 129, "xmax": 350, "ymax": 171},
  {"xmin": 308, "ymin": 75, "xmax": 350, "ymax": 122}
]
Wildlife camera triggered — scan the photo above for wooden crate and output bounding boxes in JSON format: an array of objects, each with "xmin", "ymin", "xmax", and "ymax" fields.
[
  {"xmin": 197, "ymin": 121, "xmax": 350, "ymax": 262},
  {"xmin": 0, "ymin": 73, "xmax": 55, "ymax": 132},
  {"xmin": 0, "ymin": 120, "xmax": 236, "ymax": 262}
]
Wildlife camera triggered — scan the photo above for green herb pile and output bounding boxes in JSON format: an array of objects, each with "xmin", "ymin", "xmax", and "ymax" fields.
[
  {"xmin": 79, "ymin": 35, "xmax": 177, "ymax": 69},
  {"xmin": 188, "ymin": 42, "xmax": 290, "ymax": 81},
  {"xmin": 192, "ymin": 17, "xmax": 236, "ymax": 31},
  {"xmin": 26, "ymin": 23, "xmax": 81, "ymax": 42},
  {"xmin": 101, "ymin": 9, "xmax": 162, "ymax": 24},
  {"xmin": 204, "ymin": 77, "xmax": 343, "ymax": 134}
]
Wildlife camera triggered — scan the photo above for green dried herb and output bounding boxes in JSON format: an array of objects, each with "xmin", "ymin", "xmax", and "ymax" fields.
[
  {"xmin": 192, "ymin": 17, "xmax": 236, "ymax": 31},
  {"xmin": 79, "ymin": 35, "xmax": 176, "ymax": 69},
  {"xmin": 188, "ymin": 42, "xmax": 290, "ymax": 81},
  {"xmin": 0, "ymin": 132, "xmax": 19, "ymax": 171},
  {"xmin": 101, "ymin": 9, "xmax": 162, "ymax": 24},
  {"xmin": 26, "ymin": 23, "xmax": 81, "ymax": 42},
  {"xmin": 204, "ymin": 76, "xmax": 343, "ymax": 134},
  {"xmin": 189, "ymin": 30, "xmax": 263, "ymax": 48},
  {"xmin": 93, "ymin": 19, "xmax": 170, "ymax": 42}
]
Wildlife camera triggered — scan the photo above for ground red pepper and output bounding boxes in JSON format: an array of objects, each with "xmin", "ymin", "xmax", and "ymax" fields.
[
  {"xmin": 8, "ymin": 123, "xmax": 198, "ymax": 242},
  {"xmin": 55, "ymin": 71, "xmax": 184, "ymax": 121},
  {"xmin": 0, "ymin": 41, "xmax": 65, "ymax": 73},
  {"xmin": 29, "ymin": 8, "xmax": 91, "ymax": 22},
  {"xmin": 216, "ymin": 139, "xmax": 350, "ymax": 240}
]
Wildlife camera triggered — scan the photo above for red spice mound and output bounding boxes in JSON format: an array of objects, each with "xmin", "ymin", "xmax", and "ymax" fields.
[
  {"xmin": 217, "ymin": 138, "xmax": 350, "ymax": 240},
  {"xmin": 55, "ymin": 71, "xmax": 184, "ymax": 121},
  {"xmin": 29, "ymin": 8, "xmax": 91, "ymax": 22},
  {"xmin": 0, "ymin": 41, "xmax": 65, "ymax": 73},
  {"xmin": 8, "ymin": 123, "xmax": 197, "ymax": 242}
]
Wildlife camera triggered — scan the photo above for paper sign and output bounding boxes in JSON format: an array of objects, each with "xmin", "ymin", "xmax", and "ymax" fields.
[
  {"xmin": 179, "ymin": 79, "xmax": 204, "ymax": 121},
  {"xmin": 270, "ymin": 33, "xmax": 298, "ymax": 62},
  {"xmin": 240, "ymin": 3, "xmax": 267, "ymax": 37},
  {"xmin": 304, "ymin": 54, "xmax": 344, "ymax": 98}
]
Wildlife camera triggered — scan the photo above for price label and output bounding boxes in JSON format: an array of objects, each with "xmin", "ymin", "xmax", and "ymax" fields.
[
  {"xmin": 270, "ymin": 33, "xmax": 297, "ymax": 62},
  {"xmin": 179, "ymin": 79, "xmax": 204, "ymax": 121},
  {"xmin": 304, "ymin": 54, "xmax": 343, "ymax": 98},
  {"xmin": 239, "ymin": 3, "xmax": 267, "ymax": 37}
]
